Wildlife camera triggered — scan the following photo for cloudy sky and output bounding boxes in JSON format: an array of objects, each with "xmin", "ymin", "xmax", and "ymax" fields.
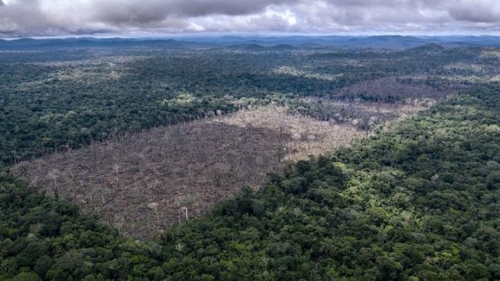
[{"xmin": 1, "ymin": 0, "xmax": 500, "ymax": 37}]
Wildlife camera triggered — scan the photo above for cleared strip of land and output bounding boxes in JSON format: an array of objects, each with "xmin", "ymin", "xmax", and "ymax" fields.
[
  {"xmin": 14, "ymin": 103, "xmax": 429, "ymax": 239},
  {"xmin": 13, "ymin": 107, "xmax": 362, "ymax": 239}
]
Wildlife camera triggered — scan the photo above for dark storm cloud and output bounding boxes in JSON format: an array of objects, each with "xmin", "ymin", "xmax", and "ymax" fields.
[
  {"xmin": 170, "ymin": 0, "xmax": 298, "ymax": 17},
  {"xmin": 1, "ymin": 0, "xmax": 500, "ymax": 37},
  {"xmin": 448, "ymin": 1, "xmax": 500, "ymax": 23},
  {"xmin": 71, "ymin": 0, "xmax": 300, "ymax": 25}
]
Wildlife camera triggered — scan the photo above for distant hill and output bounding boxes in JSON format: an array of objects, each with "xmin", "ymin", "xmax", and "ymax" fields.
[
  {"xmin": 409, "ymin": 43, "xmax": 446, "ymax": 53},
  {"xmin": 3, "ymin": 35, "xmax": 500, "ymax": 50},
  {"xmin": 226, "ymin": 43, "xmax": 267, "ymax": 51},
  {"xmin": 346, "ymin": 35, "xmax": 428, "ymax": 48},
  {"xmin": 0, "ymin": 37, "xmax": 199, "ymax": 49},
  {"xmin": 269, "ymin": 44, "xmax": 296, "ymax": 50}
]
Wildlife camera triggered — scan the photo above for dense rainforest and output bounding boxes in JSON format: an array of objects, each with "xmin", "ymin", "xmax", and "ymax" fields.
[
  {"xmin": 0, "ymin": 45, "xmax": 484, "ymax": 164},
  {"xmin": 1, "ymin": 41, "xmax": 500, "ymax": 280}
]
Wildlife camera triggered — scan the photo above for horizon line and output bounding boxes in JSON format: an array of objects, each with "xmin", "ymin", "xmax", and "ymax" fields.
[{"xmin": 3, "ymin": 33, "xmax": 500, "ymax": 41}]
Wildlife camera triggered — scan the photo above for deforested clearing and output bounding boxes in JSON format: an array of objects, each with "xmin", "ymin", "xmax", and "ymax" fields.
[{"xmin": 13, "ymin": 106, "xmax": 365, "ymax": 239}]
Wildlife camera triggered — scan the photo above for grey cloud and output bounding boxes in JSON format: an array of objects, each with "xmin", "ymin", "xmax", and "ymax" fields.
[
  {"xmin": 1, "ymin": 0, "xmax": 500, "ymax": 37},
  {"xmin": 449, "ymin": 9, "xmax": 500, "ymax": 23},
  {"xmin": 0, "ymin": 0, "xmax": 298, "ymax": 35},
  {"xmin": 448, "ymin": 2, "xmax": 500, "ymax": 23},
  {"xmin": 87, "ymin": 0, "xmax": 299, "ymax": 25},
  {"xmin": 323, "ymin": 0, "xmax": 500, "ymax": 24},
  {"xmin": 173, "ymin": 0, "xmax": 297, "ymax": 17},
  {"xmin": 0, "ymin": 0, "xmax": 51, "ymax": 35}
]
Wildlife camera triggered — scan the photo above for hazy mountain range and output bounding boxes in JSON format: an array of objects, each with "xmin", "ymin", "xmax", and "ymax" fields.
[{"xmin": 2, "ymin": 35, "xmax": 500, "ymax": 49}]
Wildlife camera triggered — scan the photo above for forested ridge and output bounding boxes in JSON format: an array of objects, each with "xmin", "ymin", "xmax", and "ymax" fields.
[{"xmin": 1, "ymin": 81, "xmax": 500, "ymax": 280}]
